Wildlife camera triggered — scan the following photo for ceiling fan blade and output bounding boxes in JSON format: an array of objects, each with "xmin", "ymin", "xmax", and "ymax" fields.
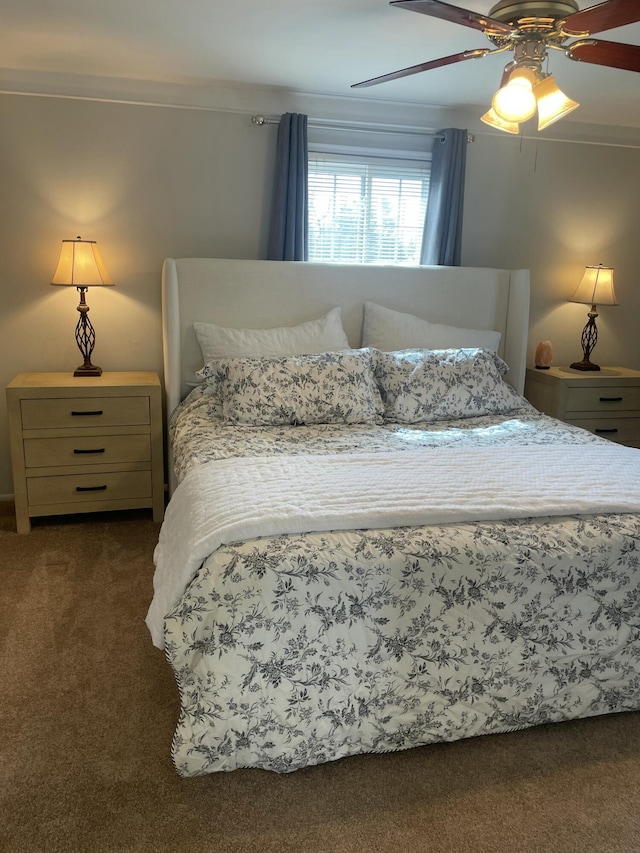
[
  {"xmin": 351, "ymin": 48, "xmax": 489, "ymax": 88},
  {"xmin": 390, "ymin": 0, "xmax": 512, "ymax": 36},
  {"xmin": 567, "ymin": 38, "xmax": 640, "ymax": 72},
  {"xmin": 562, "ymin": 0, "xmax": 640, "ymax": 36}
]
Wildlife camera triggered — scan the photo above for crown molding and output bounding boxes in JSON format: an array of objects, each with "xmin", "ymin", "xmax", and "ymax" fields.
[{"xmin": 1, "ymin": 68, "xmax": 639, "ymax": 148}]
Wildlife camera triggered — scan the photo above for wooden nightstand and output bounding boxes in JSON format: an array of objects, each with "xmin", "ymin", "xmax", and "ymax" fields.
[
  {"xmin": 6, "ymin": 371, "xmax": 165, "ymax": 533},
  {"xmin": 524, "ymin": 366, "xmax": 640, "ymax": 448}
]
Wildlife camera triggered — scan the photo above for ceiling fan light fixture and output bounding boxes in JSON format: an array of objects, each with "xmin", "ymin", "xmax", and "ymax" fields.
[
  {"xmin": 508, "ymin": 66, "xmax": 539, "ymax": 87},
  {"xmin": 534, "ymin": 74, "xmax": 580, "ymax": 130},
  {"xmin": 481, "ymin": 107, "xmax": 521, "ymax": 134},
  {"xmin": 352, "ymin": 0, "xmax": 640, "ymax": 131},
  {"xmin": 492, "ymin": 67, "xmax": 538, "ymax": 122}
]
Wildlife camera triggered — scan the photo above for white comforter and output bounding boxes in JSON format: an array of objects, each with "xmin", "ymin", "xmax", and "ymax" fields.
[{"xmin": 147, "ymin": 442, "xmax": 640, "ymax": 648}]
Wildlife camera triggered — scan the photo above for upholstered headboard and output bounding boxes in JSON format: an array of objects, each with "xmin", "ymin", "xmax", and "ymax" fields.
[{"xmin": 162, "ymin": 258, "xmax": 530, "ymax": 488}]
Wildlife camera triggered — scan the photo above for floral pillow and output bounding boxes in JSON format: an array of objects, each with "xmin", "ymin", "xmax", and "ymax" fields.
[
  {"xmin": 375, "ymin": 348, "xmax": 526, "ymax": 424},
  {"xmin": 197, "ymin": 349, "xmax": 384, "ymax": 426}
]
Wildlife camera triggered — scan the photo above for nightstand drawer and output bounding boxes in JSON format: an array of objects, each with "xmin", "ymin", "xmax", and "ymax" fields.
[
  {"xmin": 525, "ymin": 367, "xmax": 640, "ymax": 451},
  {"xmin": 566, "ymin": 417, "xmax": 640, "ymax": 445},
  {"xmin": 24, "ymin": 434, "xmax": 151, "ymax": 468},
  {"xmin": 21, "ymin": 396, "xmax": 150, "ymax": 429},
  {"xmin": 27, "ymin": 470, "xmax": 153, "ymax": 506},
  {"xmin": 565, "ymin": 386, "xmax": 640, "ymax": 413}
]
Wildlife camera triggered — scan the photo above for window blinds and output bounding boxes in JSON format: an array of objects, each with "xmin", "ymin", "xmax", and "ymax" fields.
[{"xmin": 308, "ymin": 154, "xmax": 430, "ymax": 265}]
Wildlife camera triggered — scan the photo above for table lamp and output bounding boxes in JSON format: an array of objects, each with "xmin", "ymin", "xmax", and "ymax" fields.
[
  {"xmin": 568, "ymin": 264, "xmax": 617, "ymax": 372},
  {"xmin": 50, "ymin": 237, "xmax": 114, "ymax": 377}
]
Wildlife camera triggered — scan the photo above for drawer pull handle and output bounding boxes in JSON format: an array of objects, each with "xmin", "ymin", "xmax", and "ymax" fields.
[
  {"xmin": 71, "ymin": 409, "xmax": 104, "ymax": 416},
  {"xmin": 595, "ymin": 428, "xmax": 619, "ymax": 434},
  {"xmin": 75, "ymin": 485, "xmax": 108, "ymax": 492},
  {"xmin": 599, "ymin": 396, "xmax": 623, "ymax": 402},
  {"xmin": 73, "ymin": 448, "xmax": 106, "ymax": 454}
]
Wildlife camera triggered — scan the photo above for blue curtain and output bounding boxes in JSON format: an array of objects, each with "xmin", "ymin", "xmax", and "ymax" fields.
[
  {"xmin": 267, "ymin": 113, "xmax": 308, "ymax": 261},
  {"xmin": 420, "ymin": 128, "xmax": 467, "ymax": 266}
]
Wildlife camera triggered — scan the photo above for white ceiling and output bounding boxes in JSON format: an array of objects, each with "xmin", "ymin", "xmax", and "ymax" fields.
[{"xmin": 2, "ymin": 0, "xmax": 640, "ymax": 128}]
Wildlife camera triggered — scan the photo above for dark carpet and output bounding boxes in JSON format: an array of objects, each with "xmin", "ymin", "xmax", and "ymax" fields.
[{"xmin": 2, "ymin": 502, "xmax": 640, "ymax": 853}]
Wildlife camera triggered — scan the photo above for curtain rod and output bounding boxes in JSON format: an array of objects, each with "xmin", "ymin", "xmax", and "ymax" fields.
[
  {"xmin": 250, "ymin": 114, "xmax": 475, "ymax": 142},
  {"xmin": 252, "ymin": 114, "xmax": 640, "ymax": 150}
]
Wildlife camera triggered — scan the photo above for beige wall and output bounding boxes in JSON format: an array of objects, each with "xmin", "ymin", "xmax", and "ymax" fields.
[
  {"xmin": 1, "ymin": 87, "xmax": 639, "ymax": 496},
  {"xmin": 0, "ymin": 93, "xmax": 276, "ymax": 495},
  {"xmin": 463, "ymin": 133, "xmax": 640, "ymax": 372}
]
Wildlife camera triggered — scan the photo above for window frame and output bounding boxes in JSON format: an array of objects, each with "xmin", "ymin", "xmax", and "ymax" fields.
[{"xmin": 307, "ymin": 148, "xmax": 431, "ymax": 267}]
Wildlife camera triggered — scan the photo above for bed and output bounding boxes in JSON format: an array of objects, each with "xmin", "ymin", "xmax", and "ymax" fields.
[{"xmin": 147, "ymin": 258, "xmax": 640, "ymax": 777}]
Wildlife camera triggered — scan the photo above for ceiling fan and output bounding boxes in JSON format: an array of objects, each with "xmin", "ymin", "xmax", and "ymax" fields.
[{"xmin": 352, "ymin": 0, "xmax": 640, "ymax": 133}]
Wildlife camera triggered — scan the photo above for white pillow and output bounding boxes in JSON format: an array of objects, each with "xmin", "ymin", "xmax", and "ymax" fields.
[
  {"xmin": 194, "ymin": 307, "xmax": 350, "ymax": 362},
  {"xmin": 362, "ymin": 302, "xmax": 501, "ymax": 353}
]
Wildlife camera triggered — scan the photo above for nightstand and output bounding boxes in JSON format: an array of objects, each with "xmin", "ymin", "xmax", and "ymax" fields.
[
  {"xmin": 6, "ymin": 371, "xmax": 165, "ymax": 533},
  {"xmin": 524, "ymin": 366, "xmax": 640, "ymax": 448}
]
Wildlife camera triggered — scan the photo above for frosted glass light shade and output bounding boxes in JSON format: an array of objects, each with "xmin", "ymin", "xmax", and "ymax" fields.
[
  {"xmin": 480, "ymin": 108, "xmax": 520, "ymax": 134},
  {"xmin": 569, "ymin": 265, "xmax": 617, "ymax": 307},
  {"xmin": 51, "ymin": 237, "xmax": 114, "ymax": 287},
  {"xmin": 534, "ymin": 75, "xmax": 580, "ymax": 130},
  {"xmin": 492, "ymin": 68, "xmax": 538, "ymax": 122}
]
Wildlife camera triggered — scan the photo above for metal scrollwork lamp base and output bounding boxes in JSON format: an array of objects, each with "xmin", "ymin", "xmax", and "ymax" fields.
[
  {"xmin": 570, "ymin": 305, "xmax": 601, "ymax": 371},
  {"xmin": 74, "ymin": 286, "xmax": 101, "ymax": 376}
]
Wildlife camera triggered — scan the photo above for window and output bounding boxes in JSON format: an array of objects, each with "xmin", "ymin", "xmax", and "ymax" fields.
[{"xmin": 308, "ymin": 154, "xmax": 430, "ymax": 265}]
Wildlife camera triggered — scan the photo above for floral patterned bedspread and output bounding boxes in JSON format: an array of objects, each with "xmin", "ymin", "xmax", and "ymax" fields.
[
  {"xmin": 164, "ymin": 386, "xmax": 640, "ymax": 775},
  {"xmin": 170, "ymin": 384, "xmax": 599, "ymax": 482}
]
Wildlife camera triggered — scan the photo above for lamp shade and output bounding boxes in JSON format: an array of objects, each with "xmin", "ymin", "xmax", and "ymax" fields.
[
  {"xmin": 569, "ymin": 265, "xmax": 618, "ymax": 307},
  {"xmin": 480, "ymin": 107, "xmax": 521, "ymax": 134},
  {"xmin": 51, "ymin": 237, "xmax": 114, "ymax": 287},
  {"xmin": 534, "ymin": 75, "xmax": 580, "ymax": 131}
]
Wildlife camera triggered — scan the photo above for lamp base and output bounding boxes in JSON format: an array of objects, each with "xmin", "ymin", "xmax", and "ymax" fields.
[
  {"xmin": 74, "ymin": 363, "xmax": 102, "ymax": 377},
  {"xmin": 569, "ymin": 358, "xmax": 600, "ymax": 371}
]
